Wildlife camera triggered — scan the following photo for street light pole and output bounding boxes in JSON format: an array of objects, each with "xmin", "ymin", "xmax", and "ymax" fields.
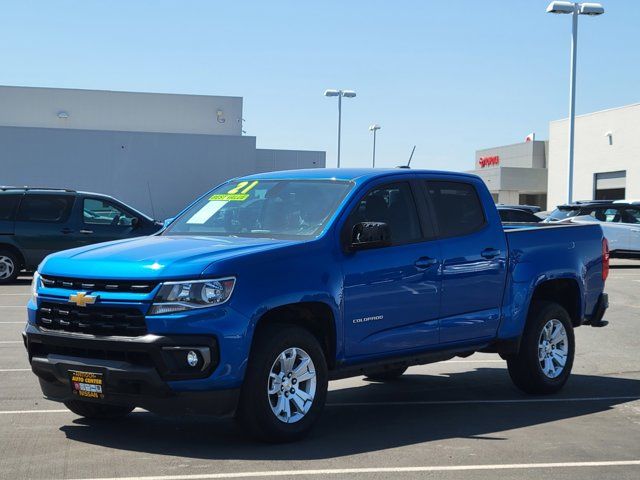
[
  {"xmin": 567, "ymin": 8, "xmax": 578, "ymax": 204},
  {"xmin": 546, "ymin": 1, "xmax": 604, "ymax": 203},
  {"xmin": 337, "ymin": 93, "xmax": 342, "ymax": 168},
  {"xmin": 369, "ymin": 124, "xmax": 381, "ymax": 167},
  {"xmin": 324, "ymin": 89, "xmax": 356, "ymax": 168}
]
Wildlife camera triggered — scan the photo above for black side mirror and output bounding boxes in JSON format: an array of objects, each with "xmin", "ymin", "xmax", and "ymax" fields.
[
  {"xmin": 350, "ymin": 222, "xmax": 392, "ymax": 251},
  {"xmin": 131, "ymin": 217, "xmax": 140, "ymax": 228}
]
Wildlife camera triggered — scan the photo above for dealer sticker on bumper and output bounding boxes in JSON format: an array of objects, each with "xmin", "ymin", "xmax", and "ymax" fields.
[{"xmin": 69, "ymin": 370, "xmax": 105, "ymax": 400}]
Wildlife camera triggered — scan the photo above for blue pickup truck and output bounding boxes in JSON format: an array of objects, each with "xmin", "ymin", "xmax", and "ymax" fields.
[{"xmin": 23, "ymin": 169, "xmax": 609, "ymax": 441}]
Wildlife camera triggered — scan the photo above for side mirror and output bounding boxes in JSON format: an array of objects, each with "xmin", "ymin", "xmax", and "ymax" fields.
[
  {"xmin": 131, "ymin": 217, "xmax": 140, "ymax": 228},
  {"xmin": 350, "ymin": 222, "xmax": 392, "ymax": 251}
]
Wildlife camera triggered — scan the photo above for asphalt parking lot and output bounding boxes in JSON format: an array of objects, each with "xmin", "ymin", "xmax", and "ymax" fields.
[{"xmin": 0, "ymin": 262, "xmax": 639, "ymax": 480}]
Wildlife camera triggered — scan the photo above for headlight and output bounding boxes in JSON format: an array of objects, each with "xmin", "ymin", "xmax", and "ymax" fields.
[
  {"xmin": 30, "ymin": 271, "xmax": 41, "ymax": 303},
  {"xmin": 148, "ymin": 277, "xmax": 236, "ymax": 315}
]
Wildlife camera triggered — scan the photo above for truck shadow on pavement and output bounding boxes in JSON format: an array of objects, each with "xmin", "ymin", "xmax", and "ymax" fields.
[{"xmin": 59, "ymin": 368, "xmax": 640, "ymax": 460}]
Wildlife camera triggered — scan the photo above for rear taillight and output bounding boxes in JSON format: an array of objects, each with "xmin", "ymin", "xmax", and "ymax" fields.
[{"xmin": 602, "ymin": 238, "xmax": 610, "ymax": 281}]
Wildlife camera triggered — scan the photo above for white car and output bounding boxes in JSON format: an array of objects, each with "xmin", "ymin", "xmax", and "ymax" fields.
[{"xmin": 545, "ymin": 203, "xmax": 640, "ymax": 258}]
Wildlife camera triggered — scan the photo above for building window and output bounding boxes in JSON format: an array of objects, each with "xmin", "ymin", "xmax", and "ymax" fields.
[{"xmin": 594, "ymin": 171, "xmax": 626, "ymax": 200}]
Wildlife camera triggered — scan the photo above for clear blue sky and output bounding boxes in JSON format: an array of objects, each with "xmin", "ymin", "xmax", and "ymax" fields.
[{"xmin": 2, "ymin": 1, "xmax": 638, "ymax": 171}]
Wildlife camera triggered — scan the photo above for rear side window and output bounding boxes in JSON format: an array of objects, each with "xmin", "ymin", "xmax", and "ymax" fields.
[
  {"xmin": 0, "ymin": 194, "xmax": 21, "ymax": 221},
  {"xmin": 425, "ymin": 181, "xmax": 485, "ymax": 237},
  {"xmin": 16, "ymin": 195, "xmax": 74, "ymax": 223}
]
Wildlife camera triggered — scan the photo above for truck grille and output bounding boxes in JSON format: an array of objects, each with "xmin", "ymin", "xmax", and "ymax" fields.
[
  {"xmin": 36, "ymin": 302, "xmax": 148, "ymax": 337},
  {"xmin": 40, "ymin": 276, "xmax": 158, "ymax": 294}
]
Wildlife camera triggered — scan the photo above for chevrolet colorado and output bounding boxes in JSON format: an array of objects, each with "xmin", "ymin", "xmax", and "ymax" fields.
[{"xmin": 23, "ymin": 169, "xmax": 609, "ymax": 441}]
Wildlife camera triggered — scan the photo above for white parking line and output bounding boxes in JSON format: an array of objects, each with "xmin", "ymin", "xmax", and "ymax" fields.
[
  {"xmin": 0, "ymin": 305, "xmax": 27, "ymax": 308},
  {"xmin": 0, "ymin": 321, "xmax": 25, "ymax": 324},
  {"xmin": 0, "ymin": 368, "xmax": 30, "ymax": 372},
  {"xmin": 65, "ymin": 460, "xmax": 640, "ymax": 480},
  {"xmin": 0, "ymin": 341, "xmax": 22, "ymax": 344},
  {"xmin": 0, "ymin": 293, "xmax": 30, "ymax": 296},
  {"xmin": 326, "ymin": 395, "xmax": 640, "ymax": 407},
  {"xmin": 1, "ymin": 395, "xmax": 637, "ymax": 416}
]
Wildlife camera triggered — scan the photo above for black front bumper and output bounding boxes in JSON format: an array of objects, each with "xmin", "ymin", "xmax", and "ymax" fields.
[{"xmin": 24, "ymin": 327, "xmax": 239, "ymax": 417}]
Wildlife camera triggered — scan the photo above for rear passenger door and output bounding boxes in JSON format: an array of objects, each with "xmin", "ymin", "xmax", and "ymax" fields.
[
  {"xmin": 342, "ymin": 180, "xmax": 442, "ymax": 358},
  {"xmin": 423, "ymin": 179, "xmax": 508, "ymax": 344},
  {"xmin": 13, "ymin": 194, "xmax": 77, "ymax": 267}
]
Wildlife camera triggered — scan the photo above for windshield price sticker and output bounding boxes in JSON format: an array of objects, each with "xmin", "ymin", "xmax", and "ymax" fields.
[
  {"xmin": 209, "ymin": 193, "xmax": 249, "ymax": 201},
  {"xmin": 208, "ymin": 180, "xmax": 259, "ymax": 202}
]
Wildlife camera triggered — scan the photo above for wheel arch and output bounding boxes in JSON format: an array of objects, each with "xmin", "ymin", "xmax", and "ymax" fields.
[
  {"xmin": 529, "ymin": 278, "xmax": 582, "ymax": 327},
  {"xmin": 0, "ymin": 243, "xmax": 25, "ymax": 270},
  {"xmin": 252, "ymin": 301, "xmax": 337, "ymax": 369}
]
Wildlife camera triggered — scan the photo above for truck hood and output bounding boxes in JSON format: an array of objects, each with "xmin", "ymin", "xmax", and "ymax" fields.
[{"xmin": 40, "ymin": 235, "xmax": 296, "ymax": 280}]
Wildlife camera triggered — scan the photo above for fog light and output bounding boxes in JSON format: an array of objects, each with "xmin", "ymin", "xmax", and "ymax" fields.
[{"xmin": 186, "ymin": 350, "xmax": 199, "ymax": 367}]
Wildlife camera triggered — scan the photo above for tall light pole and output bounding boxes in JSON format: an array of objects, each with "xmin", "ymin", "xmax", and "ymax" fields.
[
  {"xmin": 546, "ymin": 1, "xmax": 604, "ymax": 203},
  {"xmin": 369, "ymin": 124, "xmax": 381, "ymax": 167},
  {"xmin": 324, "ymin": 89, "xmax": 356, "ymax": 168}
]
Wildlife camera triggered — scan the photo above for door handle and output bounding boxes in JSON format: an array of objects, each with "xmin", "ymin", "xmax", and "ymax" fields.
[
  {"xmin": 60, "ymin": 228, "xmax": 74, "ymax": 234},
  {"xmin": 415, "ymin": 257, "xmax": 438, "ymax": 269},
  {"xmin": 481, "ymin": 248, "xmax": 501, "ymax": 259},
  {"xmin": 79, "ymin": 230, "xmax": 94, "ymax": 234}
]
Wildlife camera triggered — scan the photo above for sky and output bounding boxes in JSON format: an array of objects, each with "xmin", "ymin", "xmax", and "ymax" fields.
[{"xmin": 1, "ymin": 0, "xmax": 639, "ymax": 171}]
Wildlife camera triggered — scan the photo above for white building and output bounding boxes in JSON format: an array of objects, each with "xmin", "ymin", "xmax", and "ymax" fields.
[
  {"xmin": 0, "ymin": 86, "xmax": 325, "ymax": 219},
  {"xmin": 547, "ymin": 103, "xmax": 640, "ymax": 209},
  {"xmin": 468, "ymin": 141, "xmax": 548, "ymax": 208}
]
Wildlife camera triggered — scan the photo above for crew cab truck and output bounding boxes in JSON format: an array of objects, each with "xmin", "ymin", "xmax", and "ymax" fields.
[{"xmin": 23, "ymin": 169, "xmax": 609, "ymax": 442}]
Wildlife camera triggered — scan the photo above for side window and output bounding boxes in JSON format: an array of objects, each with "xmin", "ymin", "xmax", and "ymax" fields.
[
  {"xmin": 348, "ymin": 182, "xmax": 422, "ymax": 244},
  {"xmin": 0, "ymin": 194, "xmax": 21, "ymax": 221},
  {"xmin": 425, "ymin": 181, "xmax": 486, "ymax": 237},
  {"xmin": 16, "ymin": 195, "xmax": 74, "ymax": 223},
  {"xmin": 83, "ymin": 198, "xmax": 136, "ymax": 226},
  {"xmin": 621, "ymin": 208, "xmax": 640, "ymax": 224},
  {"xmin": 603, "ymin": 208, "xmax": 622, "ymax": 223}
]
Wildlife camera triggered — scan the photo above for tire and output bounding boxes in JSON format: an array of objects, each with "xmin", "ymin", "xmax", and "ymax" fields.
[
  {"xmin": 236, "ymin": 325, "xmax": 328, "ymax": 442},
  {"xmin": 364, "ymin": 366, "xmax": 408, "ymax": 382},
  {"xmin": 507, "ymin": 301, "xmax": 575, "ymax": 394},
  {"xmin": 63, "ymin": 400, "xmax": 134, "ymax": 419},
  {"xmin": 0, "ymin": 250, "xmax": 20, "ymax": 285}
]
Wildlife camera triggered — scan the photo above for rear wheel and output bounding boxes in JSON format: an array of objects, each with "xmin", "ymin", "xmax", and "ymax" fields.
[
  {"xmin": 364, "ymin": 366, "xmax": 407, "ymax": 382},
  {"xmin": 236, "ymin": 325, "xmax": 328, "ymax": 442},
  {"xmin": 0, "ymin": 250, "xmax": 19, "ymax": 284},
  {"xmin": 63, "ymin": 400, "xmax": 134, "ymax": 419},
  {"xmin": 507, "ymin": 301, "xmax": 574, "ymax": 394}
]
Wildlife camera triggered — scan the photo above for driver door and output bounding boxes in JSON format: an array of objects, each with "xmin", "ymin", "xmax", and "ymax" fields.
[{"xmin": 342, "ymin": 180, "xmax": 442, "ymax": 358}]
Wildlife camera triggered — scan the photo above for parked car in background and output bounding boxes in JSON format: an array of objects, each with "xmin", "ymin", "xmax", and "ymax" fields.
[
  {"xmin": 497, "ymin": 206, "xmax": 542, "ymax": 223},
  {"xmin": 0, "ymin": 187, "xmax": 162, "ymax": 283},
  {"xmin": 545, "ymin": 201, "xmax": 640, "ymax": 258}
]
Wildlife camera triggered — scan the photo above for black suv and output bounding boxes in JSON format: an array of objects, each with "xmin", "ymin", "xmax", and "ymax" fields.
[{"xmin": 0, "ymin": 187, "xmax": 163, "ymax": 283}]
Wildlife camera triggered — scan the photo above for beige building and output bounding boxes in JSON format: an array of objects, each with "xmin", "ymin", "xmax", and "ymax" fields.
[{"xmin": 548, "ymin": 103, "xmax": 640, "ymax": 209}]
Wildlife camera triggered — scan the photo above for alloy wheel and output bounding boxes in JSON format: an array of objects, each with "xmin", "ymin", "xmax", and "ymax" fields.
[
  {"xmin": 267, "ymin": 347, "xmax": 317, "ymax": 423},
  {"xmin": 538, "ymin": 318, "xmax": 568, "ymax": 379}
]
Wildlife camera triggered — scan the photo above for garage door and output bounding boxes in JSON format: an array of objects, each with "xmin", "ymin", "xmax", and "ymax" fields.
[{"xmin": 594, "ymin": 171, "xmax": 626, "ymax": 200}]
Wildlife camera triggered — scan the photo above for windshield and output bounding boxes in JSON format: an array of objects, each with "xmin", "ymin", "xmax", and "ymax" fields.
[
  {"xmin": 546, "ymin": 207, "xmax": 581, "ymax": 222},
  {"xmin": 164, "ymin": 179, "xmax": 353, "ymax": 239}
]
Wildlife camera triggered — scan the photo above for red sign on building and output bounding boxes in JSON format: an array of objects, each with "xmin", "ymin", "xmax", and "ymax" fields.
[{"xmin": 479, "ymin": 155, "xmax": 500, "ymax": 168}]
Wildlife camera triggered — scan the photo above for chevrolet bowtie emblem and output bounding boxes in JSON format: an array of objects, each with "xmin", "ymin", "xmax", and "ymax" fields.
[{"xmin": 69, "ymin": 292, "xmax": 97, "ymax": 307}]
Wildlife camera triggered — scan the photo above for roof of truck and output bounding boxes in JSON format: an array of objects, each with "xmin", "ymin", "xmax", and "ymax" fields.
[{"xmin": 240, "ymin": 168, "xmax": 479, "ymax": 182}]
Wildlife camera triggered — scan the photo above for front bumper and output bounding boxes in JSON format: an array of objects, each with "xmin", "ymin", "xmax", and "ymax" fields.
[{"xmin": 24, "ymin": 327, "xmax": 239, "ymax": 416}]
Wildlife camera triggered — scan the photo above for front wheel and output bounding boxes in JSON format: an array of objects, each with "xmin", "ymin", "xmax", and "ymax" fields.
[
  {"xmin": 507, "ymin": 301, "xmax": 575, "ymax": 394},
  {"xmin": 236, "ymin": 325, "xmax": 328, "ymax": 442}
]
